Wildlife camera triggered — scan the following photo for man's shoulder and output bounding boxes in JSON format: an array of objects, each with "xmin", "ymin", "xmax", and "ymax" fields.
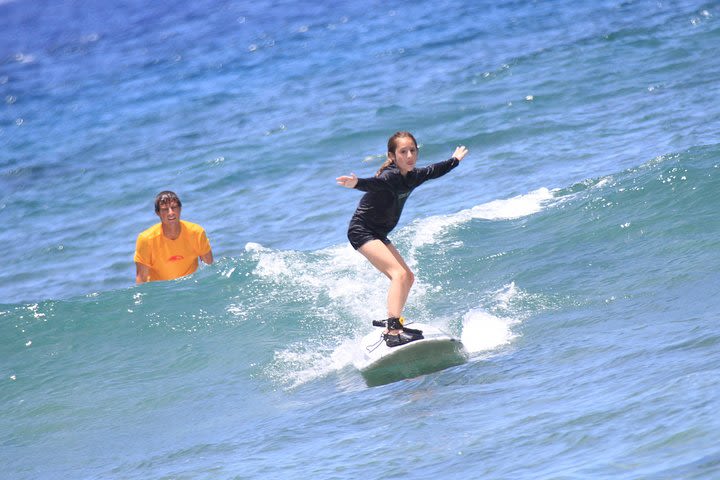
[
  {"xmin": 180, "ymin": 220, "xmax": 206, "ymax": 235},
  {"xmin": 137, "ymin": 223, "xmax": 163, "ymax": 241}
]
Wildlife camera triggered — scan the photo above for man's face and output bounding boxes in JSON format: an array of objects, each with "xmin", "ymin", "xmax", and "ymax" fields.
[{"xmin": 157, "ymin": 201, "xmax": 181, "ymax": 225}]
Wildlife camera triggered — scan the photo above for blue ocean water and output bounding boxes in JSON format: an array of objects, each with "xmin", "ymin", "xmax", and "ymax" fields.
[{"xmin": 2, "ymin": 0, "xmax": 720, "ymax": 478}]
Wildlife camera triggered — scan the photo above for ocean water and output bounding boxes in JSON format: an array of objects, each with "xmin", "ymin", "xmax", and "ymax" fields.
[{"xmin": 2, "ymin": 0, "xmax": 720, "ymax": 478}]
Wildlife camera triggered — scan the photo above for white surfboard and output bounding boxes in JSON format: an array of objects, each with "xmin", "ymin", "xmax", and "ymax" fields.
[{"xmin": 358, "ymin": 322, "xmax": 467, "ymax": 386}]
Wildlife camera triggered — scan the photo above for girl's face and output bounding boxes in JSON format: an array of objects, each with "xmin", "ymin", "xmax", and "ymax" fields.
[{"xmin": 389, "ymin": 137, "xmax": 418, "ymax": 175}]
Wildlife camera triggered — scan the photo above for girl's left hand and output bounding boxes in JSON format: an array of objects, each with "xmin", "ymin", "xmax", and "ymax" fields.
[{"xmin": 452, "ymin": 145, "xmax": 469, "ymax": 161}]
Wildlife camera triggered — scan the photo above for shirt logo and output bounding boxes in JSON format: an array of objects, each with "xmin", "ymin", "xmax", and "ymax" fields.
[{"xmin": 168, "ymin": 255, "xmax": 185, "ymax": 262}]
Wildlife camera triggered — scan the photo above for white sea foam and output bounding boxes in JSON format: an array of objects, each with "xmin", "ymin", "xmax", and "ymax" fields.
[
  {"xmin": 246, "ymin": 241, "xmax": 437, "ymax": 326},
  {"xmin": 459, "ymin": 282, "xmax": 526, "ymax": 354},
  {"xmin": 250, "ymin": 241, "xmax": 442, "ymax": 388},
  {"xmin": 461, "ymin": 309, "xmax": 516, "ymax": 354},
  {"xmin": 267, "ymin": 338, "xmax": 362, "ymax": 389},
  {"xmin": 409, "ymin": 187, "xmax": 556, "ymax": 248}
]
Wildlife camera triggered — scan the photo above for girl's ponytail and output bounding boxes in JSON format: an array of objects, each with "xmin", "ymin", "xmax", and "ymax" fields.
[{"xmin": 375, "ymin": 158, "xmax": 394, "ymax": 177}]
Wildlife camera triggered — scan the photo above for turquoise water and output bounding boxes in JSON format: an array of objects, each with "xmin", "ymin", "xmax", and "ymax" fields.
[{"xmin": 2, "ymin": 0, "xmax": 720, "ymax": 478}]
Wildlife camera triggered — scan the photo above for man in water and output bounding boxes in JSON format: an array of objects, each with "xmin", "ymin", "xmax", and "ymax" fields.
[{"xmin": 134, "ymin": 191, "xmax": 214, "ymax": 284}]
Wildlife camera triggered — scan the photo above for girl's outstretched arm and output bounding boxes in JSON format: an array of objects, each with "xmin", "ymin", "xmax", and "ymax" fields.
[{"xmin": 336, "ymin": 173, "xmax": 358, "ymax": 188}]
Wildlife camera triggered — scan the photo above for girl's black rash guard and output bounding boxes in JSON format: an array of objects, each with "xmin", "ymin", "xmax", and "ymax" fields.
[{"xmin": 347, "ymin": 157, "xmax": 460, "ymax": 248}]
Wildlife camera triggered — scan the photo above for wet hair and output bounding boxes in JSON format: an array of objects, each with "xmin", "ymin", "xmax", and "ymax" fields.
[
  {"xmin": 375, "ymin": 131, "xmax": 418, "ymax": 177},
  {"xmin": 154, "ymin": 191, "xmax": 182, "ymax": 213}
]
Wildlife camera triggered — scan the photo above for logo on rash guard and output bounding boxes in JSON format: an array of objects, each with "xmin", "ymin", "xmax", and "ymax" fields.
[{"xmin": 168, "ymin": 255, "xmax": 184, "ymax": 262}]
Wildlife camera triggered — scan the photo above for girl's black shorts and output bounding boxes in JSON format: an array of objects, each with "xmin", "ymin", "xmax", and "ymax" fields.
[{"xmin": 347, "ymin": 224, "xmax": 391, "ymax": 250}]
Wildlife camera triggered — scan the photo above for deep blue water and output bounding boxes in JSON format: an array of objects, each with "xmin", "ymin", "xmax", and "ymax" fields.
[{"xmin": 2, "ymin": 0, "xmax": 719, "ymax": 478}]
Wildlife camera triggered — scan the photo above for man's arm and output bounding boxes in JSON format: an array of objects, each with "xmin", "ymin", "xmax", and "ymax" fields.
[
  {"xmin": 135, "ymin": 262, "xmax": 151, "ymax": 284},
  {"xmin": 200, "ymin": 250, "xmax": 214, "ymax": 265}
]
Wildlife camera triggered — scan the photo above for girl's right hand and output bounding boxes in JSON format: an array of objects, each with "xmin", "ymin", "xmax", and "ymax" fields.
[{"xmin": 336, "ymin": 173, "xmax": 358, "ymax": 188}]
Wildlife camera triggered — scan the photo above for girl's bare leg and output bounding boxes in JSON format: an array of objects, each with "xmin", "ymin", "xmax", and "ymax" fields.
[{"xmin": 357, "ymin": 240, "xmax": 414, "ymax": 322}]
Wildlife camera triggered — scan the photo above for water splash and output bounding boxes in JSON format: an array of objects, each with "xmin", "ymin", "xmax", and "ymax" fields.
[
  {"xmin": 408, "ymin": 187, "xmax": 557, "ymax": 248},
  {"xmin": 461, "ymin": 309, "xmax": 516, "ymax": 354}
]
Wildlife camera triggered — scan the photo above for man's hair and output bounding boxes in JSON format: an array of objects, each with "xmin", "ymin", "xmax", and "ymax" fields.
[{"xmin": 154, "ymin": 191, "xmax": 182, "ymax": 213}]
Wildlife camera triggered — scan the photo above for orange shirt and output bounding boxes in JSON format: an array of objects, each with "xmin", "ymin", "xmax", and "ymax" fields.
[{"xmin": 134, "ymin": 220, "xmax": 211, "ymax": 282}]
